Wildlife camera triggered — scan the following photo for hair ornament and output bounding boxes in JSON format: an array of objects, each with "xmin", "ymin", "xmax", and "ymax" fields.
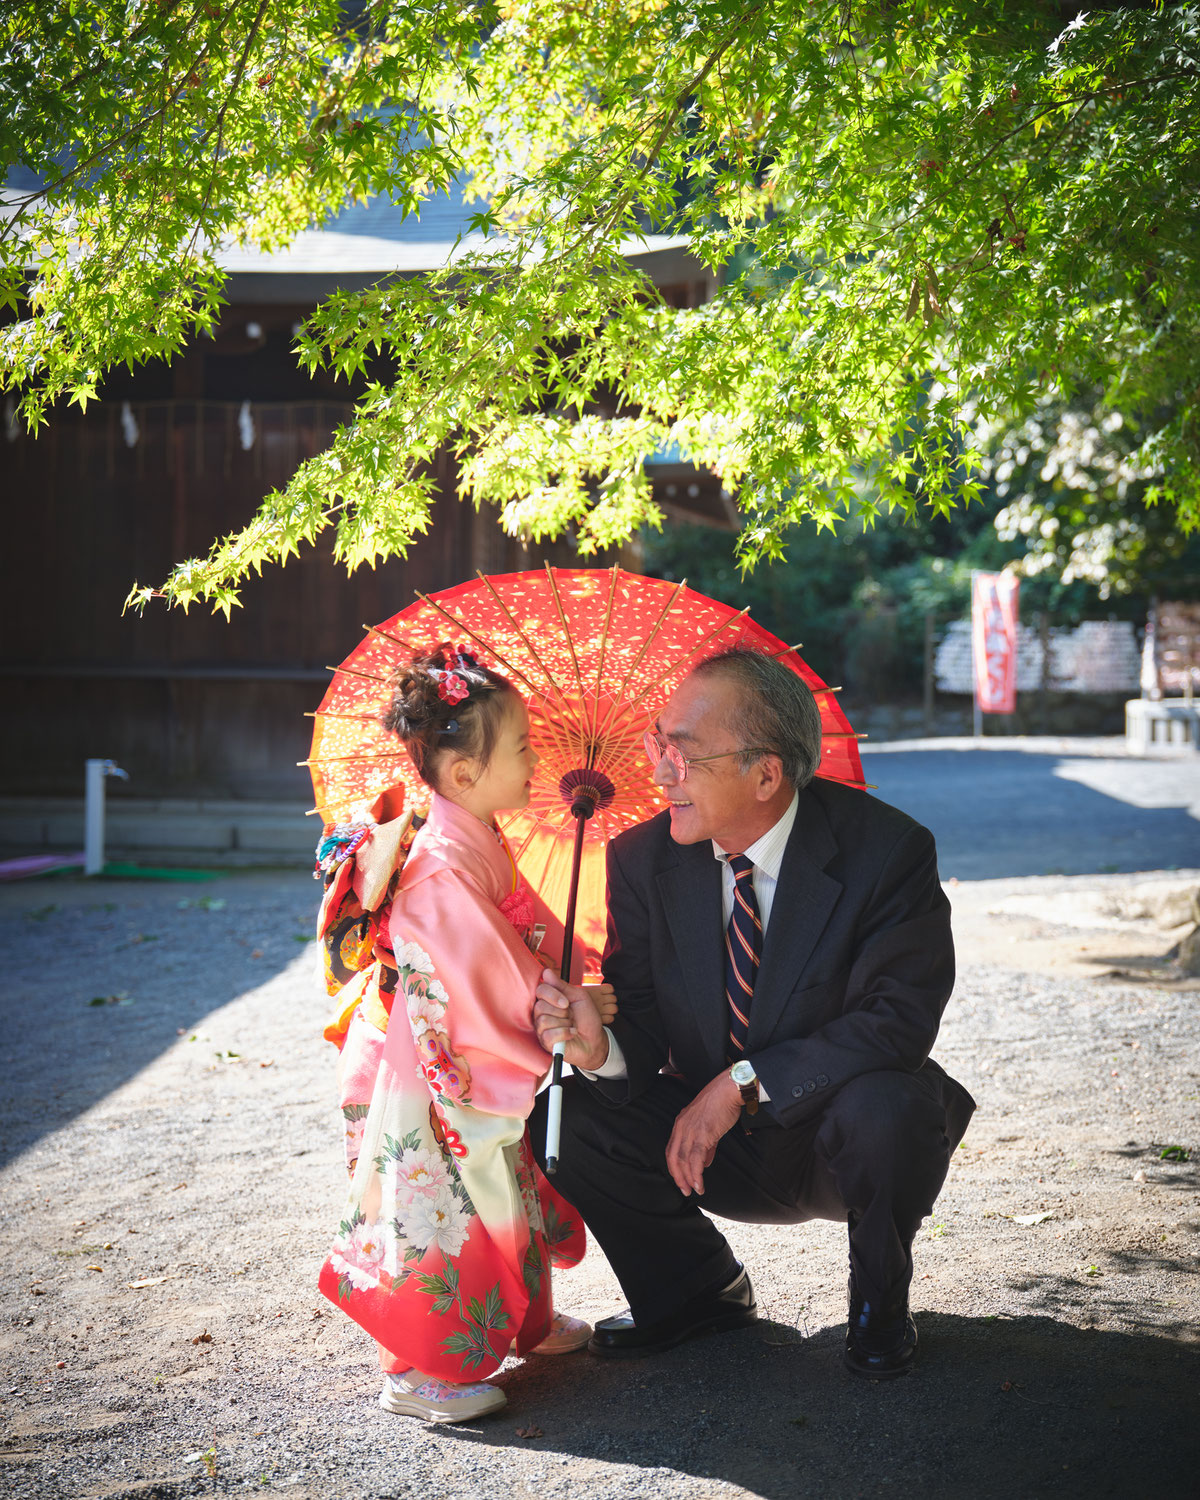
[
  {"xmin": 437, "ymin": 671, "xmax": 470, "ymax": 705},
  {"xmin": 439, "ymin": 718, "xmax": 459, "ymax": 734}
]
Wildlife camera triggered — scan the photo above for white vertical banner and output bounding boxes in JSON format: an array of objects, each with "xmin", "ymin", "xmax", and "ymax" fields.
[{"xmin": 972, "ymin": 572, "xmax": 1020, "ymax": 715}]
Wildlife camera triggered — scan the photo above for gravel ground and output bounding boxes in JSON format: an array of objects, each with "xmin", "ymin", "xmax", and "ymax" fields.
[{"xmin": 0, "ymin": 868, "xmax": 1197, "ymax": 1500}]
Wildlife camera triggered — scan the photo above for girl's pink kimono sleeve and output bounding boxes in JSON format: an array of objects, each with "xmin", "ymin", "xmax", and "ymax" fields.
[{"xmin": 392, "ymin": 864, "xmax": 552, "ymax": 1120}]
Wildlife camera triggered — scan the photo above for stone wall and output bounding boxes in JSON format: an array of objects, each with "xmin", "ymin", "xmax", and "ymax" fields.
[{"xmin": 935, "ymin": 619, "xmax": 1140, "ymax": 696}]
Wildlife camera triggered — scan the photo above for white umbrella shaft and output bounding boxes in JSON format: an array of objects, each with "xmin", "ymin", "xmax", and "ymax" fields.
[{"xmin": 544, "ymin": 1043, "xmax": 566, "ymax": 1174}]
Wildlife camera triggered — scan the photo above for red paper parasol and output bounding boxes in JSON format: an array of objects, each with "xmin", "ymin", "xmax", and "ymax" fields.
[{"xmin": 306, "ymin": 565, "xmax": 865, "ymax": 979}]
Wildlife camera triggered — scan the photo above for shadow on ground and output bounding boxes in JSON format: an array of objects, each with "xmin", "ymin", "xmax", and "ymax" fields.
[
  {"xmin": 865, "ymin": 748, "xmax": 1200, "ymax": 880},
  {"xmin": 0, "ymin": 870, "xmax": 316, "ymax": 1163},
  {"xmin": 451, "ymin": 1310, "xmax": 1199, "ymax": 1498}
]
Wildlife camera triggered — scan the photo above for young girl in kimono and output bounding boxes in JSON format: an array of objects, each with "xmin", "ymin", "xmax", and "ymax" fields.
[{"xmin": 318, "ymin": 645, "xmax": 612, "ymax": 1424}]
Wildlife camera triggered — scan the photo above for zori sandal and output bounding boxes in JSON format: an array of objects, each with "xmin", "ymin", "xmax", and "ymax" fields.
[
  {"xmin": 379, "ymin": 1370, "xmax": 506, "ymax": 1423},
  {"xmin": 520, "ymin": 1312, "xmax": 592, "ymax": 1355}
]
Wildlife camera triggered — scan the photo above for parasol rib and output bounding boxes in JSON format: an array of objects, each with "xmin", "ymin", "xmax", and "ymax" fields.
[
  {"xmin": 464, "ymin": 575, "xmax": 587, "ymax": 769},
  {"xmin": 499, "ymin": 818, "xmax": 542, "ymax": 863},
  {"xmin": 304, "ymin": 709, "xmax": 386, "ymax": 722},
  {"xmin": 591, "ymin": 576, "xmax": 687, "ymax": 753},
  {"xmin": 474, "ymin": 572, "xmax": 566, "ymax": 699},
  {"xmin": 326, "ymin": 663, "xmax": 392, "ymax": 685},
  {"xmin": 543, "ymin": 567, "xmax": 590, "ymax": 733},
  {"xmin": 526, "ymin": 699, "xmax": 590, "ymax": 772},
  {"xmin": 413, "ymin": 591, "xmax": 546, "ymax": 698},
  {"xmin": 621, "ymin": 606, "xmax": 753, "ymax": 721},
  {"xmin": 584, "ymin": 566, "xmax": 620, "ymax": 747},
  {"xmin": 298, "ymin": 752, "xmax": 406, "ymax": 765},
  {"xmin": 364, "ymin": 623, "xmax": 422, "ymax": 653}
]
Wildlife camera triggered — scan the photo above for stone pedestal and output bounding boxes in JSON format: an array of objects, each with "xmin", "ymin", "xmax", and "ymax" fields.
[{"xmin": 1125, "ymin": 698, "xmax": 1200, "ymax": 751}]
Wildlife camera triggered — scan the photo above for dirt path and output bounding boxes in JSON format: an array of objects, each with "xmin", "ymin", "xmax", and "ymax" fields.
[{"xmin": 1, "ymin": 869, "xmax": 1197, "ymax": 1499}]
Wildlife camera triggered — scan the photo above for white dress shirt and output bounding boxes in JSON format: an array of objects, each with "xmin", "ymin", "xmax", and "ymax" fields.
[{"xmin": 584, "ymin": 792, "xmax": 800, "ymax": 1092}]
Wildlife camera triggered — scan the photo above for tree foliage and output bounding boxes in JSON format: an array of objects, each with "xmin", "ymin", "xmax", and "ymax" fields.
[
  {"xmin": 2, "ymin": 0, "xmax": 1198, "ymax": 613},
  {"xmin": 985, "ymin": 394, "xmax": 1200, "ymax": 597}
]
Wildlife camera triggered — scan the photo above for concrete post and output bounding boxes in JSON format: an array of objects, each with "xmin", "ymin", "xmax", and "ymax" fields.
[{"xmin": 84, "ymin": 760, "xmax": 129, "ymax": 876}]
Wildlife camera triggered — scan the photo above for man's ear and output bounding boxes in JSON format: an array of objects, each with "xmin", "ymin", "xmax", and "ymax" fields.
[{"xmin": 752, "ymin": 754, "xmax": 786, "ymax": 801}]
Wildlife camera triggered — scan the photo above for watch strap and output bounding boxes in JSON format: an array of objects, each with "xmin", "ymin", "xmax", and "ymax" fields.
[{"xmin": 731, "ymin": 1065, "xmax": 760, "ymax": 1115}]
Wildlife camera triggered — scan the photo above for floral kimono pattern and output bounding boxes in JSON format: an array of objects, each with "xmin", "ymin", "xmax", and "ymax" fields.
[{"xmin": 318, "ymin": 793, "xmax": 585, "ymax": 1380}]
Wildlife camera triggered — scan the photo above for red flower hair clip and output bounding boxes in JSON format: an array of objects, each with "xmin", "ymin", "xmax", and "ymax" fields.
[
  {"xmin": 437, "ymin": 672, "xmax": 469, "ymax": 705},
  {"xmin": 447, "ymin": 644, "xmax": 476, "ymax": 669}
]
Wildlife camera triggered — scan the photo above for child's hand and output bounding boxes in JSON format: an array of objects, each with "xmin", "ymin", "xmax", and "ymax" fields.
[{"xmin": 586, "ymin": 982, "xmax": 618, "ymax": 1027}]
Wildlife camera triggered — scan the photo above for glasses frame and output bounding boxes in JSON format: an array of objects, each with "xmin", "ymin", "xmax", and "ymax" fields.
[{"xmin": 643, "ymin": 730, "xmax": 770, "ymax": 783}]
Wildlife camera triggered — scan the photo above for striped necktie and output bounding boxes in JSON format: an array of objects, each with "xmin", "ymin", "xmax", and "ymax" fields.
[{"xmin": 724, "ymin": 853, "xmax": 761, "ymax": 1060}]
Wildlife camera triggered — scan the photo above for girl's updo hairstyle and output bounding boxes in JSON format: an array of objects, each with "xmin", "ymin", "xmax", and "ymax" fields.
[{"xmin": 382, "ymin": 642, "xmax": 517, "ymax": 790}]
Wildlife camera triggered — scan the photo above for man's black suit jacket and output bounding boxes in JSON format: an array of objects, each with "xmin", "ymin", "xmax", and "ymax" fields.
[{"xmin": 596, "ymin": 776, "xmax": 958, "ymax": 1130}]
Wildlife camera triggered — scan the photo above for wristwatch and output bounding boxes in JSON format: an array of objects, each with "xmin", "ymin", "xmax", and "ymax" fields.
[{"xmin": 730, "ymin": 1059, "xmax": 760, "ymax": 1115}]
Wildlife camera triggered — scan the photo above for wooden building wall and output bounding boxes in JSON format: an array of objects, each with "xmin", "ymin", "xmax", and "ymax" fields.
[{"xmin": 3, "ymin": 392, "xmax": 570, "ymax": 801}]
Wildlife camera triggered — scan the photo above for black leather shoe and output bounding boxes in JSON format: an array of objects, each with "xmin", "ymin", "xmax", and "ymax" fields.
[
  {"xmin": 843, "ymin": 1275, "xmax": 917, "ymax": 1379},
  {"xmin": 589, "ymin": 1268, "xmax": 757, "ymax": 1358}
]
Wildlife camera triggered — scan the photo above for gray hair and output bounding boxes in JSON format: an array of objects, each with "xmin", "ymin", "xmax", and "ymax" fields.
[{"xmin": 690, "ymin": 647, "xmax": 823, "ymax": 789}]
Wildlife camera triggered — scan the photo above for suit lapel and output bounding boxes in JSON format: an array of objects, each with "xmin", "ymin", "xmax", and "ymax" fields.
[
  {"xmin": 748, "ymin": 789, "xmax": 843, "ymax": 1048},
  {"xmin": 657, "ymin": 845, "xmax": 726, "ymax": 1065}
]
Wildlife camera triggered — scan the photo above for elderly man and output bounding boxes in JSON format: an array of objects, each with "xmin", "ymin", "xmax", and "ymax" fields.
[{"xmin": 532, "ymin": 648, "xmax": 974, "ymax": 1378}]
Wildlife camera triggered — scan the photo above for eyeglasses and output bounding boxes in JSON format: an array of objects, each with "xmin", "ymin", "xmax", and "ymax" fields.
[{"xmin": 642, "ymin": 730, "xmax": 769, "ymax": 783}]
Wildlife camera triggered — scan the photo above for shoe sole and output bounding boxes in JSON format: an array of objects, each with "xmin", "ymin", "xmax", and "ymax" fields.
[
  {"xmin": 588, "ymin": 1307, "xmax": 758, "ymax": 1359},
  {"xmin": 379, "ymin": 1389, "xmax": 507, "ymax": 1423}
]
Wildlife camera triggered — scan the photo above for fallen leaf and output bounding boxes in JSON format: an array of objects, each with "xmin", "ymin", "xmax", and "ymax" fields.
[
  {"xmin": 259, "ymin": 1060, "xmax": 275, "ymax": 1068},
  {"xmin": 126, "ymin": 1276, "xmax": 175, "ymax": 1289},
  {"xmin": 1011, "ymin": 1212, "xmax": 1053, "ymax": 1226},
  {"xmin": 85, "ymin": 1264, "xmax": 104, "ymax": 1272},
  {"xmin": 191, "ymin": 1331, "xmax": 213, "ymax": 1345},
  {"xmin": 30, "ymin": 1287, "xmax": 46, "ymax": 1296},
  {"xmin": 515, "ymin": 1425, "xmax": 543, "ymax": 1439}
]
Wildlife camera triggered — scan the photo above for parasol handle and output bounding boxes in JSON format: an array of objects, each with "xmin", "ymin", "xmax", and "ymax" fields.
[
  {"xmin": 558, "ymin": 794, "xmax": 595, "ymax": 984},
  {"xmin": 545, "ymin": 793, "xmax": 595, "ymax": 1176}
]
